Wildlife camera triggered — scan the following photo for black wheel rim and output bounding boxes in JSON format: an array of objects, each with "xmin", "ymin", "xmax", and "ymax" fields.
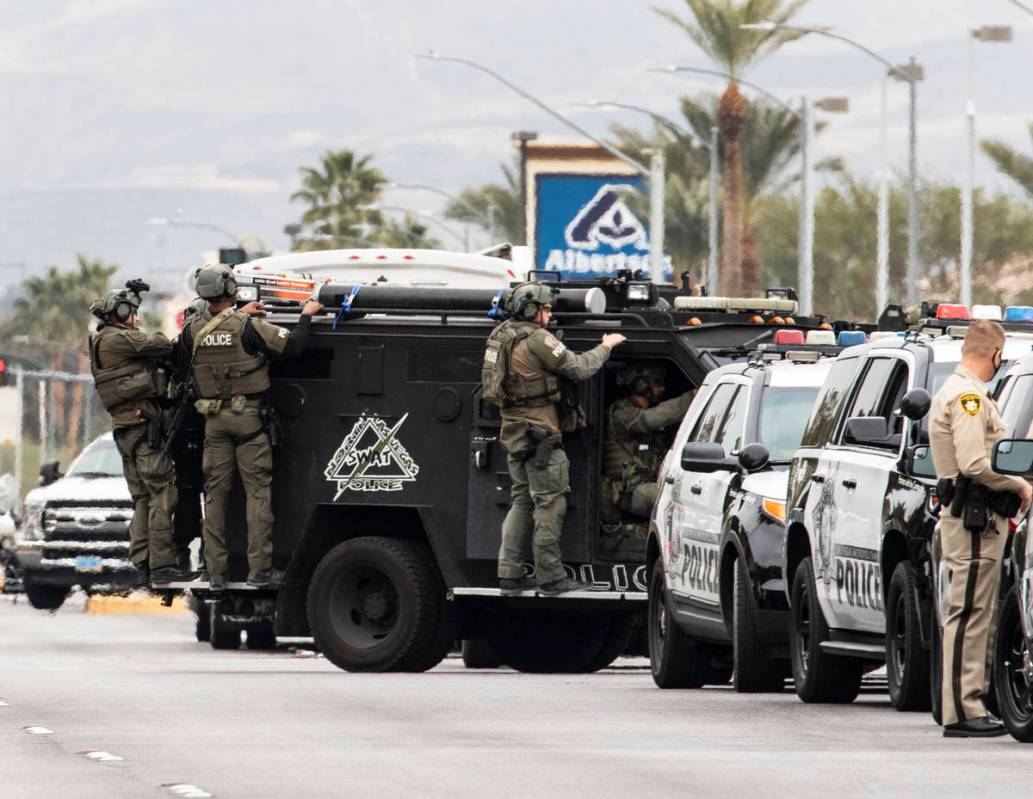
[
  {"xmin": 890, "ymin": 591, "xmax": 907, "ymax": 683},
  {"xmin": 1004, "ymin": 604, "xmax": 1033, "ymax": 722},
  {"xmin": 795, "ymin": 579, "xmax": 811, "ymax": 676},
  {"xmin": 327, "ymin": 564, "xmax": 400, "ymax": 650}
]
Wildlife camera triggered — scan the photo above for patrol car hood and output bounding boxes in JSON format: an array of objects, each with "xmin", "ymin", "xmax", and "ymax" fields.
[
  {"xmin": 24, "ymin": 476, "xmax": 131, "ymax": 507},
  {"xmin": 740, "ymin": 469, "xmax": 788, "ymax": 501}
]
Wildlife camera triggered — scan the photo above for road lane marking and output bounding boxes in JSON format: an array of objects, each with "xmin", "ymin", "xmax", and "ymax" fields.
[
  {"xmin": 79, "ymin": 749, "xmax": 125, "ymax": 762},
  {"xmin": 24, "ymin": 726, "xmax": 53, "ymax": 735},
  {"xmin": 0, "ymin": 700, "xmax": 9, "ymax": 706},
  {"xmin": 163, "ymin": 783, "xmax": 213, "ymax": 798}
]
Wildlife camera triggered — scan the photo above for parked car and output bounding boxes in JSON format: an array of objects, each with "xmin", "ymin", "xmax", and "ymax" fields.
[
  {"xmin": 14, "ymin": 433, "xmax": 135, "ymax": 610},
  {"xmin": 783, "ymin": 329, "xmax": 1033, "ymax": 709},
  {"xmin": 647, "ymin": 338, "xmax": 839, "ymax": 692}
]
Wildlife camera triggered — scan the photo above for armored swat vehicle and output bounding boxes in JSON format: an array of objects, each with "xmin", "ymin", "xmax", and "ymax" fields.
[{"xmin": 175, "ymin": 268, "xmax": 846, "ymax": 673}]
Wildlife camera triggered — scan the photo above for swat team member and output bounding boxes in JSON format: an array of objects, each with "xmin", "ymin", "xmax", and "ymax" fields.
[
  {"xmin": 89, "ymin": 283, "xmax": 189, "ymax": 584},
  {"xmin": 180, "ymin": 265, "xmax": 324, "ymax": 590},
  {"xmin": 929, "ymin": 319, "xmax": 1032, "ymax": 737},
  {"xmin": 601, "ymin": 363, "xmax": 693, "ymax": 539},
  {"xmin": 483, "ymin": 282, "xmax": 626, "ymax": 595}
]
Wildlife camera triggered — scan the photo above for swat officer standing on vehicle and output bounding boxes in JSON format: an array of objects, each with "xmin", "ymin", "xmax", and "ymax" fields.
[
  {"xmin": 483, "ymin": 281, "xmax": 625, "ymax": 595},
  {"xmin": 89, "ymin": 282, "xmax": 190, "ymax": 584},
  {"xmin": 929, "ymin": 319, "xmax": 1032, "ymax": 737},
  {"xmin": 180, "ymin": 265, "xmax": 323, "ymax": 590},
  {"xmin": 601, "ymin": 363, "xmax": 694, "ymax": 544}
]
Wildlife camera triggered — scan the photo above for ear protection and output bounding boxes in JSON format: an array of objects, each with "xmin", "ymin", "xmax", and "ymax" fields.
[
  {"xmin": 114, "ymin": 301, "xmax": 133, "ymax": 322},
  {"xmin": 630, "ymin": 376, "xmax": 651, "ymax": 397}
]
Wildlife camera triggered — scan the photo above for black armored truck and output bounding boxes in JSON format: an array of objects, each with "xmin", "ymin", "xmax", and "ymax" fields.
[{"xmin": 175, "ymin": 270, "xmax": 845, "ymax": 673}]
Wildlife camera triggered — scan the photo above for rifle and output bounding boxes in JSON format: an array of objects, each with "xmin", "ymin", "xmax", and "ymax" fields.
[{"xmin": 161, "ymin": 382, "xmax": 196, "ymax": 458}]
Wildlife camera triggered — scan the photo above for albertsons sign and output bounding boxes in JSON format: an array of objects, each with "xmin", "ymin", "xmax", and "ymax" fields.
[{"xmin": 535, "ymin": 173, "xmax": 672, "ymax": 280}]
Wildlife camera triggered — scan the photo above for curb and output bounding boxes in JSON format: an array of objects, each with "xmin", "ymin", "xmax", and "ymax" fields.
[{"xmin": 86, "ymin": 593, "xmax": 187, "ymax": 615}]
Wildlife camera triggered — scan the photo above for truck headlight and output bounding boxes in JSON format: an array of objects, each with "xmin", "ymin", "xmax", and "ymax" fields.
[
  {"xmin": 19, "ymin": 503, "xmax": 45, "ymax": 542},
  {"xmin": 626, "ymin": 282, "xmax": 651, "ymax": 302}
]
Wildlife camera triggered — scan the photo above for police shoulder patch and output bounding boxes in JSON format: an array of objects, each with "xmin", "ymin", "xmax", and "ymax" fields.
[
  {"xmin": 959, "ymin": 393, "xmax": 981, "ymax": 417},
  {"xmin": 542, "ymin": 333, "xmax": 565, "ymax": 357}
]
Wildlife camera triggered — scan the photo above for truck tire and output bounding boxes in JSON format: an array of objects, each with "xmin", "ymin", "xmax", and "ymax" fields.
[
  {"xmin": 24, "ymin": 579, "xmax": 69, "ymax": 611},
  {"xmin": 580, "ymin": 613, "xmax": 636, "ymax": 672},
  {"xmin": 210, "ymin": 610, "xmax": 241, "ymax": 650},
  {"xmin": 790, "ymin": 557, "xmax": 863, "ymax": 703},
  {"xmin": 648, "ymin": 558, "xmax": 708, "ymax": 688},
  {"xmin": 486, "ymin": 608, "xmax": 612, "ymax": 673},
  {"xmin": 993, "ymin": 586, "xmax": 1033, "ymax": 741},
  {"xmin": 462, "ymin": 637, "xmax": 502, "ymax": 669},
  {"xmin": 307, "ymin": 537, "xmax": 452, "ymax": 673},
  {"xmin": 193, "ymin": 599, "xmax": 211, "ymax": 643},
  {"xmin": 886, "ymin": 562, "xmax": 931, "ymax": 711},
  {"xmin": 733, "ymin": 559, "xmax": 784, "ymax": 693}
]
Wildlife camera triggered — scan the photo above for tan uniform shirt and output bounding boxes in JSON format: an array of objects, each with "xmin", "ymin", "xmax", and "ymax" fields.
[{"xmin": 929, "ymin": 364, "xmax": 1026, "ymax": 531}]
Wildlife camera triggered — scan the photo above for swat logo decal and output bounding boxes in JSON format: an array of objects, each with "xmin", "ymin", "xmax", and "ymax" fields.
[
  {"xmin": 324, "ymin": 414, "xmax": 419, "ymax": 498},
  {"xmin": 959, "ymin": 393, "xmax": 981, "ymax": 417}
]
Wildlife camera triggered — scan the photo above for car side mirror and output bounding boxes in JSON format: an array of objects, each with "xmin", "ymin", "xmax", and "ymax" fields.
[
  {"xmin": 680, "ymin": 441, "xmax": 738, "ymax": 473},
  {"xmin": 38, "ymin": 461, "xmax": 62, "ymax": 487},
  {"xmin": 843, "ymin": 416, "xmax": 890, "ymax": 446},
  {"xmin": 993, "ymin": 439, "xmax": 1033, "ymax": 476},
  {"xmin": 738, "ymin": 443, "xmax": 769, "ymax": 473},
  {"xmin": 905, "ymin": 444, "xmax": 936, "ymax": 479},
  {"xmin": 900, "ymin": 387, "xmax": 932, "ymax": 420}
]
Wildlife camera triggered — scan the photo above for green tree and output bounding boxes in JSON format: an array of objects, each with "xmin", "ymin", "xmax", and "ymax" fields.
[
  {"xmin": 981, "ymin": 123, "xmax": 1033, "ymax": 199},
  {"xmin": 654, "ymin": 0, "xmax": 809, "ymax": 295},
  {"xmin": 442, "ymin": 159, "xmax": 524, "ymax": 244}
]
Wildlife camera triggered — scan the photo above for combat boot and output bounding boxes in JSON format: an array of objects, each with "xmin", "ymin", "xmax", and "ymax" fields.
[
  {"xmin": 150, "ymin": 565, "xmax": 198, "ymax": 585},
  {"xmin": 247, "ymin": 568, "xmax": 284, "ymax": 588},
  {"xmin": 499, "ymin": 576, "xmax": 537, "ymax": 595},
  {"xmin": 537, "ymin": 577, "xmax": 596, "ymax": 595},
  {"xmin": 208, "ymin": 574, "xmax": 227, "ymax": 592}
]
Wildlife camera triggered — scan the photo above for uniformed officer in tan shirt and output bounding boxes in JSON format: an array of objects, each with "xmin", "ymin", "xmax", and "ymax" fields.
[{"xmin": 929, "ymin": 319, "xmax": 1032, "ymax": 737}]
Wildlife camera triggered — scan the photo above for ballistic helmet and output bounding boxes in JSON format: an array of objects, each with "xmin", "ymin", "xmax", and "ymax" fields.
[
  {"xmin": 506, "ymin": 282, "xmax": 557, "ymax": 320},
  {"xmin": 194, "ymin": 264, "xmax": 237, "ymax": 300},
  {"xmin": 616, "ymin": 363, "xmax": 666, "ymax": 396},
  {"xmin": 89, "ymin": 288, "xmax": 141, "ymax": 322}
]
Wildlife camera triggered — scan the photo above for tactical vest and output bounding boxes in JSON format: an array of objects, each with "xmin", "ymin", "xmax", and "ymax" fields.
[
  {"xmin": 190, "ymin": 311, "xmax": 269, "ymax": 399},
  {"xmin": 481, "ymin": 321, "xmax": 558, "ymax": 408},
  {"xmin": 89, "ymin": 326, "xmax": 165, "ymax": 412},
  {"xmin": 603, "ymin": 402, "xmax": 667, "ymax": 479}
]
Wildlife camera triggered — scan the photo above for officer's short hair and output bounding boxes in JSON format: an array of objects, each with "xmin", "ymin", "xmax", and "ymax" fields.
[{"xmin": 962, "ymin": 319, "xmax": 1005, "ymax": 358}]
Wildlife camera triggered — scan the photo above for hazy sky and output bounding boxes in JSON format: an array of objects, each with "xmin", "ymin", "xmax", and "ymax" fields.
[{"xmin": 1, "ymin": 0, "xmax": 1032, "ymax": 287}]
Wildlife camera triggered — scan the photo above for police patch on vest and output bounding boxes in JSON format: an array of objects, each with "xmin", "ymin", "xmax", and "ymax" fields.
[
  {"xmin": 324, "ymin": 413, "xmax": 419, "ymax": 498},
  {"xmin": 201, "ymin": 332, "xmax": 234, "ymax": 347},
  {"xmin": 959, "ymin": 393, "xmax": 981, "ymax": 417}
]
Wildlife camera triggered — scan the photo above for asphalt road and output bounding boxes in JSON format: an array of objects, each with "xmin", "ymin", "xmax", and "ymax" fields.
[{"xmin": 1, "ymin": 594, "xmax": 1029, "ymax": 799}]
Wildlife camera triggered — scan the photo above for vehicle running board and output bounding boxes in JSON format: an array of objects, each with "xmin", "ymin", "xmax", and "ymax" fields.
[
  {"xmin": 157, "ymin": 581, "xmax": 276, "ymax": 593},
  {"xmin": 451, "ymin": 587, "xmax": 646, "ymax": 602},
  {"xmin": 818, "ymin": 640, "xmax": 885, "ymax": 660}
]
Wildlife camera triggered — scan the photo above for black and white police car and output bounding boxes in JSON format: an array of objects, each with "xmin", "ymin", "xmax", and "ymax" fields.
[
  {"xmin": 646, "ymin": 329, "xmax": 840, "ymax": 691},
  {"xmin": 784, "ymin": 312, "xmax": 1033, "ymax": 709}
]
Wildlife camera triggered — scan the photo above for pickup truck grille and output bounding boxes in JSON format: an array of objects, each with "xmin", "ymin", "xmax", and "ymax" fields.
[{"xmin": 40, "ymin": 502, "xmax": 133, "ymax": 569}]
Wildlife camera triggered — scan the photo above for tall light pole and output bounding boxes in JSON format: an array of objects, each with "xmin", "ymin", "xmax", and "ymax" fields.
[
  {"xmin": 1008, "ymin": 0, "xmax": 1033, "ymax": 15},
  {"xmin": 511, "ymin": 131, "xmax": 538, "ymax": 247},
  {"xmin": 742, "ymin": 23, "xmax": 925, "ymax": 309},
  {"xmin": 574, "ymin": 100, "xmax": 719, "ymax": 291},
  {"xmin": 653, "ymin": 65, "xmax": 847, "ymax": 313},
  {"xmin": 961, "ymin": 25, "xmax": 1013, "ymax": 308},
  {"xmin": 418, "ymin": 52, "xmax": 667, "ymax": 281}
]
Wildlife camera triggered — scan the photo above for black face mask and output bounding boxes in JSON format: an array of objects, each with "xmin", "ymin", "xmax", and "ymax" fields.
[{"xmin": 993, "ymin": 349, "xmax": 1003, "ymax": 372}]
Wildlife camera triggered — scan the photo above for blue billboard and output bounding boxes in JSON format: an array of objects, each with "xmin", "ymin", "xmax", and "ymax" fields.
[{"xmin": 534, "ymin": 173, "xmax": 672, "ymax": 280}]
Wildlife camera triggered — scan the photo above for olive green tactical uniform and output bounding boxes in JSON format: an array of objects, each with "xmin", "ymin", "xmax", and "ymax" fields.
[
  {"xmin": 88, "ymin": 325, "xmax": 177, "ymax": 570},
  {"xmin": 495, "ymin": 320, "xmax": 610, "ymax": 585},
  {"xmin": 602, "ymin": 392, "xmax": 693, "ymax": 520},
  {"xmin": 188, "ymin": 308, "xmax": 290, "ymax": 577},
  {"xmin": 929, "ymin": 365, "xmax": 1026, "ymax": 727}
]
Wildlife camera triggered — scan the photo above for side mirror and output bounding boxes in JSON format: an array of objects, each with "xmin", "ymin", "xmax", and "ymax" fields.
[
  {"xmin": 843, "ymin": 416, "xmax": 890, "ymax": 446},
  {"xmin": 680, "ymin": 441, "xmax": 738, "ymax": 473},
  {"xmin": 38, "ymin": 461, "xmax": 62, "ymax": 487},
  {"xmin": 900, "ymin": 387, "xmax": 932, "ymax": 421},
  {"xmin": 993, "ymin": 439, "xmax": 1033, "ymax": 476},
  {"xmin": 905, "ymin": 444, "xmax": 937, "ymax": 479},
  {"xmin": 738, "ymin": 443, "xmax": 770, "ymax": 473}
]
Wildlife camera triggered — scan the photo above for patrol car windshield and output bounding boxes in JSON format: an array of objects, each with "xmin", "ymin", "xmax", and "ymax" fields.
[
  {"xmin": 757, "ymin": 387, "xmax": 820, "ymax": 461},
  {"xmin": 67, "ymin": 439, "xmax": 123, "ymax": 478}
]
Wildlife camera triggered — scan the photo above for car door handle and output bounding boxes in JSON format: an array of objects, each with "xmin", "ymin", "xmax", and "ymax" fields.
[
  {"xmin": 663, "ymin": 475, "xmax": 675, "ymax": 484},
  {"xmin": 842, "ymin": 479, "xmax": 857, "ymax": 489},
  {"xmin": 810, "ymin": 474, "xmax": 825, "ymax": 484},
  {"xmin": 690, "ymin": 484, "xmax": 703, "ymax": 495}
]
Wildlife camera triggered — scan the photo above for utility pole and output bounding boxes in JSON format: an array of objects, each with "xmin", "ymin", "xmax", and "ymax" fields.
[{"xmin": 511, "ymin": 131, "xmax": 538, "ymax": 247}]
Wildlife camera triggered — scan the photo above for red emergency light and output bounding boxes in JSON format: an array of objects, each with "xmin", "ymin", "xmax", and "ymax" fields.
[
  {"xmin": 936, "ymin": 304, "xmax": 969, "ymax": 320},
  {"xmin": 773, "ymin": 330, "xmax": 805, "ymax": 345}
]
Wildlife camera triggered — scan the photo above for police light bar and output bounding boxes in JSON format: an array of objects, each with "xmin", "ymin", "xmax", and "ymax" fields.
[
  {"xmin": 837, "ymin": 331, "xmax": 867, "ymax": 346},
  {"xmin": 869, "ymin": 331, "xmax": 902, "ymax": 342},
  {"xmin": 935, "ymin": 303, "xmax": 969, "ymax": 320},
  {"xmin": 773, "ymin": 329, "xmax": 805, "ymax": 345},
  {"xmin": 672, "ymin": 296, "xmax": 799, "ymax": 314},
  {"xmin": 971, "ymin": 304, "xmax": 1002, "ymax": 320},
  {"xmin": 246, "ymin": 273, "xmax": 320, "ymax": 303},
  {"xmin": 805, "ymin": 330, "xmax": 836, "ymax": 346},
  {"xmin": 1005, "ymin": 306, "xmax": 1033, "ymax": 322}
]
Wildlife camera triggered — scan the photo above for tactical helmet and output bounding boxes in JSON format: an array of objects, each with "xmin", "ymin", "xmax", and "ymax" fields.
[
  {"xmin": 183, "ymin": 297, "xmax": 209, "ymax": 321},
  {"xmin": 616, "ymin": 363, "xmax": 666, "ymax": 396},
  {"xmin": 194, "ymin": 264, "xmax": 237, "ymax": 301},
  {"xmin": 89, "ymin": 288, "xmax": 141, "ymax": 322},
  {"xmin": 506, "ymin": 282, "xmax": 557, "ymax": 320}
]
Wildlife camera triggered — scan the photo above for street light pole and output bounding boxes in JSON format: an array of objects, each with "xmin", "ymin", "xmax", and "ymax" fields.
[
  {"xmin": 876, "ymin": 76, "xmax": 890, "ymax": 318},
  {"xmin": 708, "ymin": 126, "xmax": 720, "ymax": 294},
  {"xmin": 511, "ymin": 131, "xmax": 538, "ymax": 247},
  {"xmin": 418, "ymin": 52, "xmax": 666, "ymax": 281},
  {"xmin": 798, "ymin": 97, "xmax": 814, "ymax": 316}
]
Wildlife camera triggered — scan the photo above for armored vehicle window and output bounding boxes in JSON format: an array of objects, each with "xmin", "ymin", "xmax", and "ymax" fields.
[
  {"xmin": 690, "ymin": 382, "xmax": 737, "ymax": 444},
  {"xmin": 715, "ymin": 386, "xmax": 748, "ymax": 455},
  {"xmin": 407, "ymin": 349, "xmax": 482, "ymax": 383},
  {"xmin": 800, "ymin": 358, "xmax": 859, "ymax": 448},
  {"xmin": 271, "ymin": 347, "xmax": 333, "ymax": 380}
]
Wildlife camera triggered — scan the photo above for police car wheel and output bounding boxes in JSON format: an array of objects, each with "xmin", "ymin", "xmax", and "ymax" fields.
[
  {"xmin": 930, "ymin": 603, "xmax": 943, "ymax": 725},
  {"xmin": 732, "ymin": 559, "xmax": 784, "ymax": 693},
  {"xmin": 307, "ymin": 536, "xmax": 451, "ymax": 673},
  {"xmin": 23, "ymin": 579, "xmax": 69, "ymax": 611},
  {"xmin": 992, "ymin": 586, "xmax": 1033, "ymax": 742},
  {"xmin": 648, "ymin": 558, "xmax": 707, "ymax": 688},
  {"xmin": 790, "ymin": 557, "xmax": 863, "ymax": 703},
  {"xmin": 885, "ymin": 562, "xmax": 931, "ymax": 711}
]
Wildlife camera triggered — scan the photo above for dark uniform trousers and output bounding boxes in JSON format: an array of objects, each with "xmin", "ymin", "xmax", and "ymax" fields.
[
  {"xmin": 113, "ymin": 423, "xmax": 177, "ymax": 570},
  {"xmin": 498, "ymin": 448, "xmax": 569, "ymax": 586}
]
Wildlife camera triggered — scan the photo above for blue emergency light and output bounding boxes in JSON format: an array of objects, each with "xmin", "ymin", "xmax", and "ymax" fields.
[
  {"xmin": 1005, "ymin": 306, "xmax": 1033, "ymax": 323},
  {"xmin": 837, "ymin": 330, "xmax": 867, "ymax": 346}
]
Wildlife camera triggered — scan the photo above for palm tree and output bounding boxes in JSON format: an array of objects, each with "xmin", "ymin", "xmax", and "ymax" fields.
[
  {"xmin": 981, "ymin": 124, "xmax": 1033, "ymax": 200},
  {"xmin": 289, "ymin": 150, "xmax": 387, "ymax": 249},
  {"xmin": 655, "ymin": 0, "xmax": 810, "ymax": 295},
  {"xmin": 442, "ymin": 159, "xmax": 524, "ymax": 244}
]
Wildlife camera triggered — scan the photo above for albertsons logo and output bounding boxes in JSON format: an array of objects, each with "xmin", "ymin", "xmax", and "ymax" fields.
[{"xmin": 536, "ymin": 174, "xmax": 671, "ymax": 279}]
